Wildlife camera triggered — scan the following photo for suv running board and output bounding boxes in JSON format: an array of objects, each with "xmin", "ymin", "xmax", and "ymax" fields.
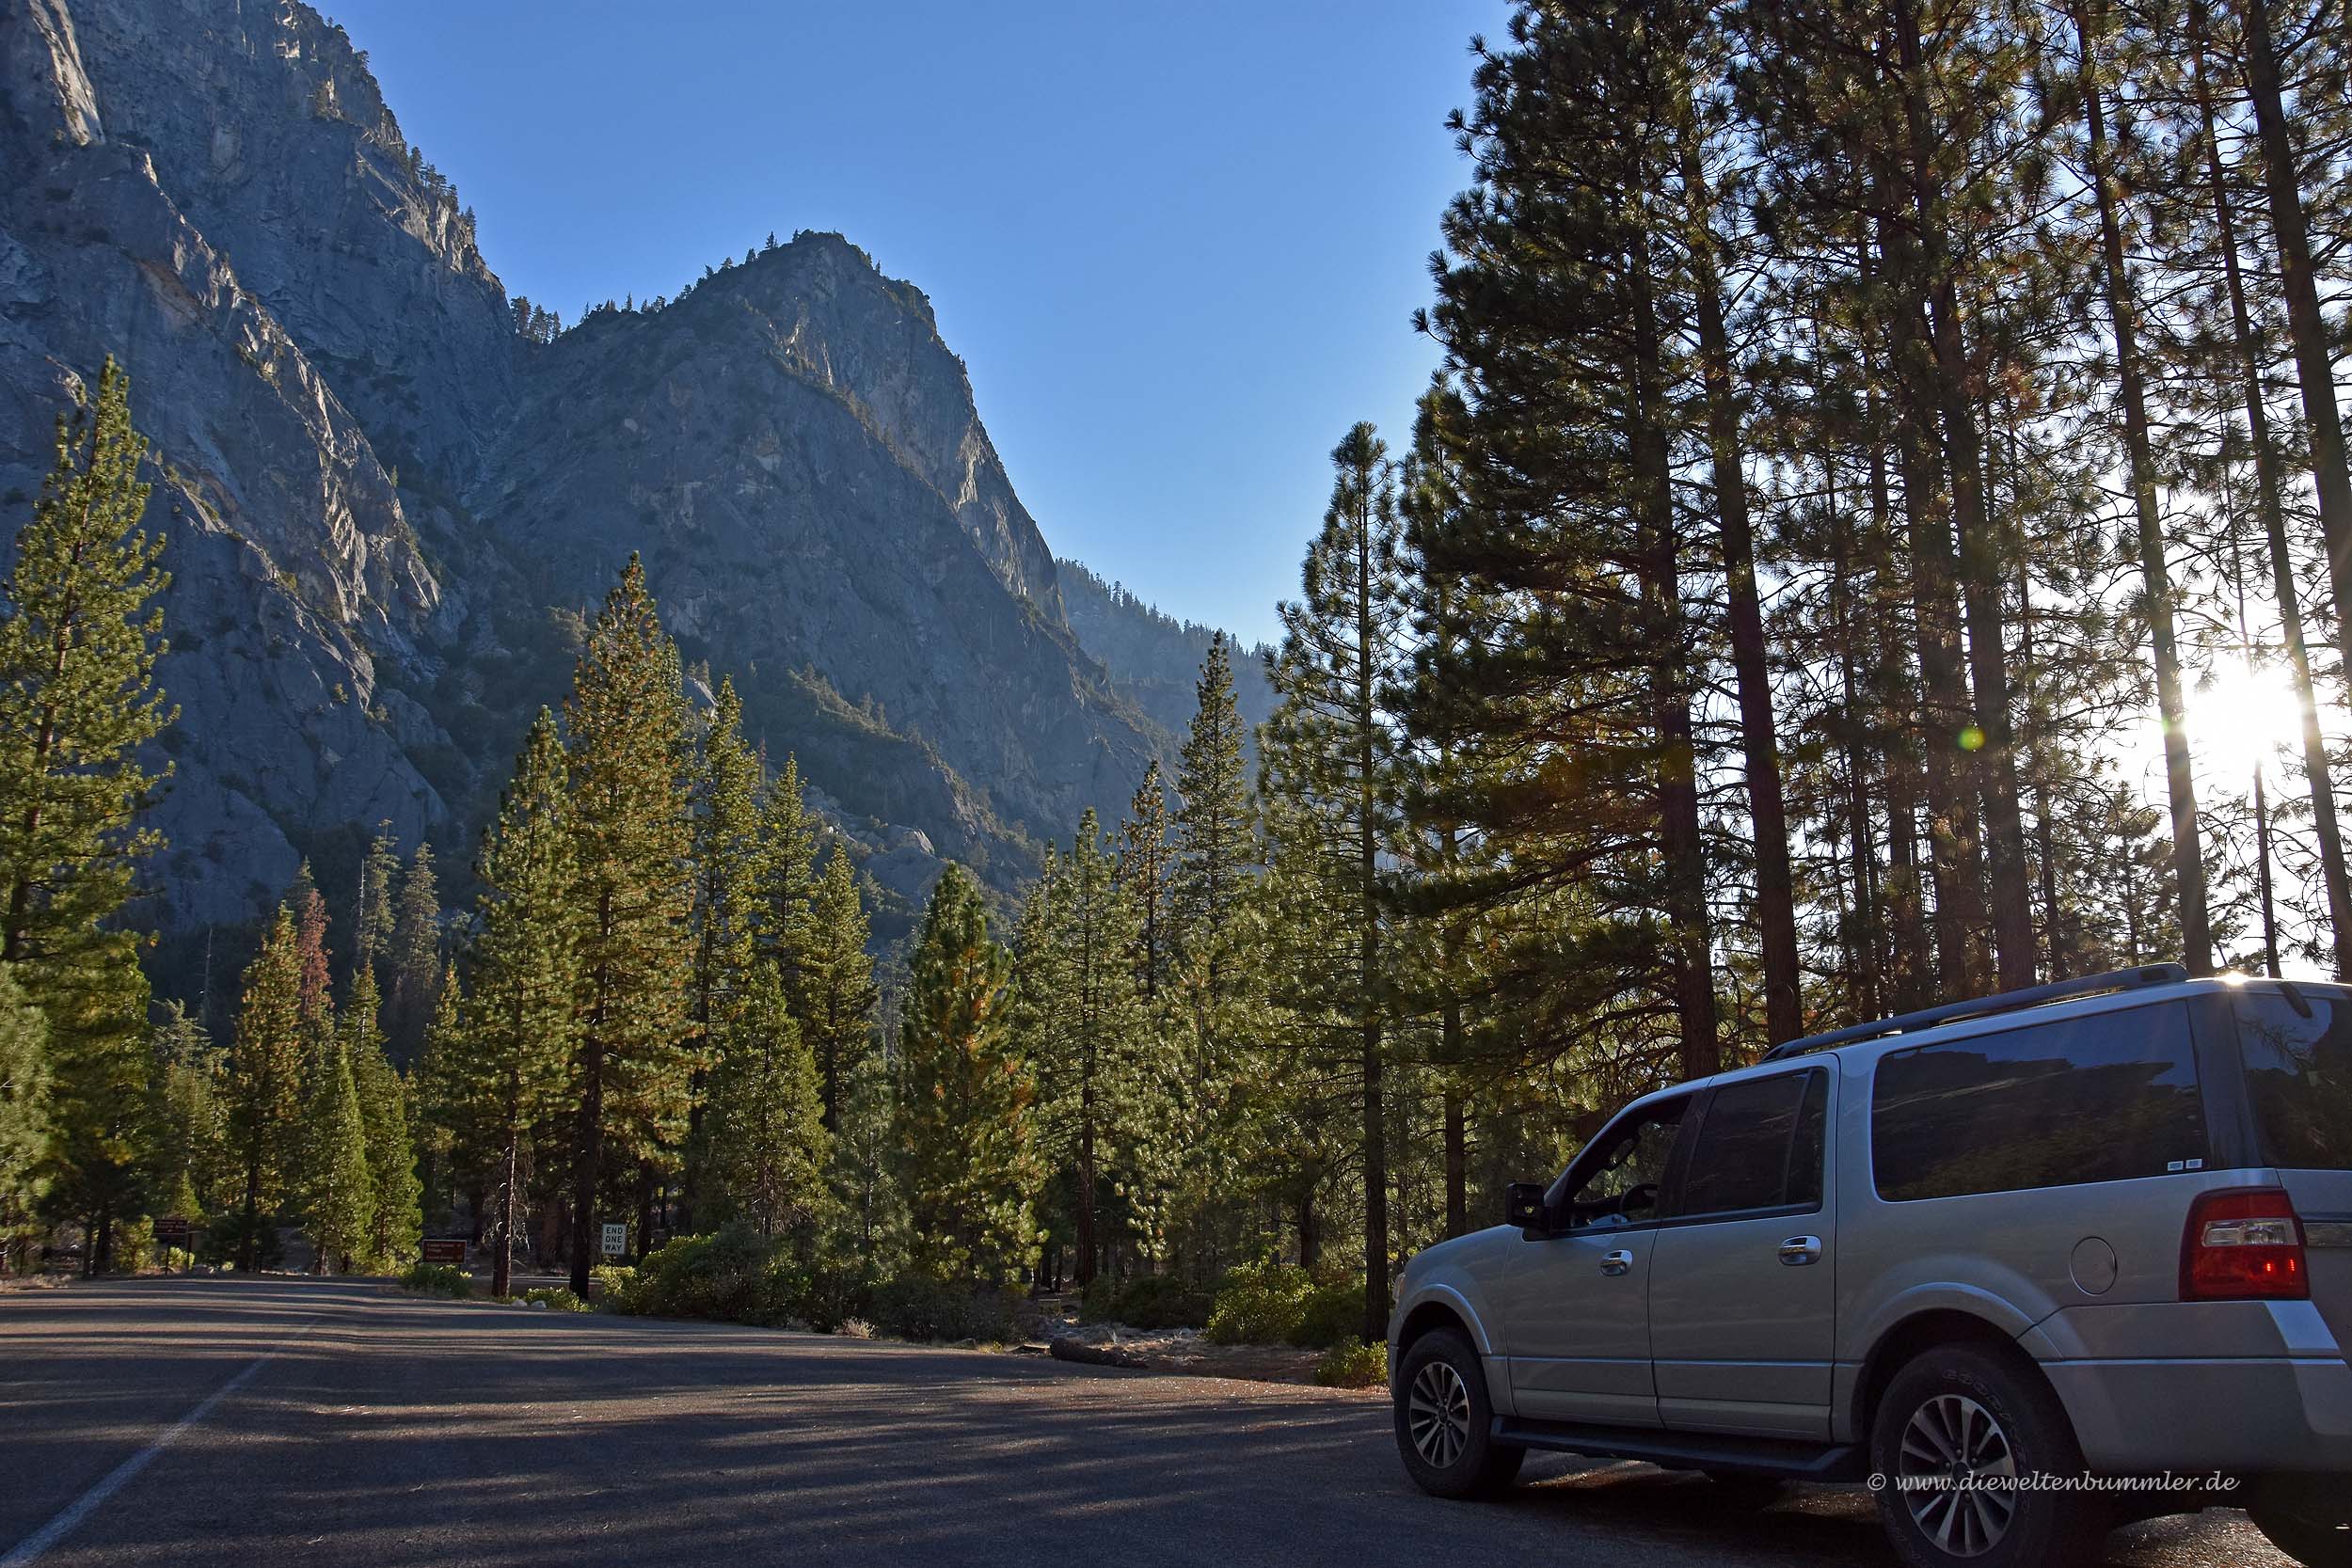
[{"xmin": 1492, "ymin": 1418, "xmax": 1866, "ymax": 1482}]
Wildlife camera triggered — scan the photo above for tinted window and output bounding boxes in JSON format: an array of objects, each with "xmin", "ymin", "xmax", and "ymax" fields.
[
  {"xmin": 1675, "ymin": 1070, "xmax": 1827, "ymax": 1218},
  {"xmin": 1560, "ymin": 1098, "xmax": 1689, "ymax": 1226},
  {"xmin": 2234, "ymin": 991, "xmax": 2352, "ymax": 1170},
  {"xmin": 1872, "ymin": 1004, "xmax": 2207, "ymax": 1201}
]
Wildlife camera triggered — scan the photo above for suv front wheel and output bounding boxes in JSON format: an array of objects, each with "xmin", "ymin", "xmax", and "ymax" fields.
[
  {"xmin": 1869, "ymin": 1343, "xmax": 2104, "ymax": 1568},
  {"xmin": 1391, "ymin": 1327, "xmax": 1525, "ymax": 1499}
]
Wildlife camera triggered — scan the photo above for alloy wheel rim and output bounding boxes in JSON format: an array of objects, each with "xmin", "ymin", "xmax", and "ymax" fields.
[
  {"xmin": 1896, "ymin": 1393, "xmax": 2020, "ymax": 1558},
  {"xmin": 1406, "ymin": 1360, "xmax": 1473, "ymax": 1469}
]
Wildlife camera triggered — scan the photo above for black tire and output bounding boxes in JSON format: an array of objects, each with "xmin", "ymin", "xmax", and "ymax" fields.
[
  {"xmin": 2249, "ymin": 1475, "xmax": 2352, "ymax": 1568},
  {"xmin": 1391, "ymin": 1327, "xmax": 1525, "ymax": 1499},
  {"xmin": 1868, "ymin": 1343, "xmax": 2105, "ymax": 1568},
  {"xmin": 1702, "ymin": 1470, "xmax": 1790, "ymax": 1510}
]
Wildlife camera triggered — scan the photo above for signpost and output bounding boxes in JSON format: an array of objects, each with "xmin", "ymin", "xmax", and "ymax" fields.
[
  {"xmin": 600, "ymin": 1223, "xmax": 628, "ymax": 1258},
  {"xmin": 155, "ymin": 1215, "xmax": 192, "ymax": 1273},
  {"xmin": 421, "ymin": 1237, "xmax": 468, "ymax": 1267}
]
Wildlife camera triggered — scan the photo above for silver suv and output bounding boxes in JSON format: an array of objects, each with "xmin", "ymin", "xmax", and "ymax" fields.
[{"xmin": 1387, "ymin": 966, "xmax": 2352, "ymax": 1568}]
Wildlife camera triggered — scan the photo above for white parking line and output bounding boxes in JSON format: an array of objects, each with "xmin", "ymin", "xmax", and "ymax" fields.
[{"xmin": 2, "ymin": 1314, "xmax": 323, "ymax": 1567}]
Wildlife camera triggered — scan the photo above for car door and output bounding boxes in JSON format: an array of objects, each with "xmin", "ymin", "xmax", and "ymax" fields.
[
  {"xmin": 1646, "ymin": 1065, "xmax": 1838, "ymax": 1439},
  {"xmin": 1490, "ymin": 1094, "xmax": 1692, "ymax": 1427}
]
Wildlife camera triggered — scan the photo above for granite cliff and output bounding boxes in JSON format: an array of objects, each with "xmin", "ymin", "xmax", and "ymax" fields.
[{"xmin": 0, "ymin": 0, "xmax": 1235, "ymax": 954}]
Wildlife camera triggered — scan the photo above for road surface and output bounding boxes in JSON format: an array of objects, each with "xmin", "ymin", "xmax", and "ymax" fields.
[{"xmin": 1, "ymin": 1277, "xmax": 2288, "ymax": 1567}]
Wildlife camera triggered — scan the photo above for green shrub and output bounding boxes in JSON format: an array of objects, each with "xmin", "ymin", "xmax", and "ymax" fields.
[
  {"xmin": 1289, "ymin": 1278, "xmax": 1368, "ymax": 1349},
  {"xmin": 1201, "ymin": 1260, "xmax": 1369, "ymax": 1347},
  {"xmin": 873, "ymin": 1274, "xmax": 1017, "ymax": 1342},
  {"xmin": 621, "ymin": 1224, "xmax": 803, "ymax": 1323},
  {"xmin": 1203, "ymin": 1259, "xmax": 1314, "ymax": 1345},
  {"xmin": 1081, "ymin": 1272, "xmax": 1213, "ymax": 1330},
  {"xmin": 590, "ymin": 1263, "xmax": 642, "ymax": 1311},
  {"xmin": 520, "ymin": 1287, "xmax": 589, "ymax": 1312},
  {"xmin": 795, "ymin": 1260, "xmax": 882, "ymax": 1334},
  {"xmin": 1314, "ymin": 1337, "xmax": 1389, "ymax": 1388},
  {"xmin": 400, "ymin": 1262, "xmax": 472, "ymax": 1299}
]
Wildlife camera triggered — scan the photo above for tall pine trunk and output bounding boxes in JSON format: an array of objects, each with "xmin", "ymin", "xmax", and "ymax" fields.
[
  {"xmin": 2193, "ymin": 8, "xmax": 2352, "ymax": 974},
  {"xmin": 1876, "ymin": 196, "xmax": 1991, "ymax": 997},
  {"xmin": 1356, "ymin": 473, "xmax": 1390, "ymax": 1345},
  {"xmin": 1684, "ymin": 135, "xmax": 1804, "ymax": 1045},
  {"xmin": 2240, "ymin": 0, "xmax": 2352, "ymax": 699},
  {"xmin": 566, "ymin": 1027, "xmax": 604, "ymax": 1294},
  {"xmin": 1631, "ymin": 237, "xmax": 1720, "ymax": 1076},
  {"xmin": 1442, "ymin": 1078, "xmax": 1468, "ymax": 1238},
  {"xmin": 2074, "ymin": 0, "xmax": 2213, "ymax": 974}
]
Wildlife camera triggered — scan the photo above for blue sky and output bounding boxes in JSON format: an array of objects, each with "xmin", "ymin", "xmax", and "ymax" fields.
[{"xmin": 323, "ymin": 1, "xmax": 1505, "ymax": 647}]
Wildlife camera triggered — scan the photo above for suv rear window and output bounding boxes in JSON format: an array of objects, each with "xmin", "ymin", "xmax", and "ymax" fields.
[
  {"xmin": 2233, "ymin": 990, "xmax": 2352, "ymax": 1170},
  {"xmin": 1872, "ymin": 1002, "xmax": 2208, "ymax": 1201}
]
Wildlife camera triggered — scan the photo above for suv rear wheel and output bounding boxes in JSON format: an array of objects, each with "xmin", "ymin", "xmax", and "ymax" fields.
[
  {"xmin": 1869, "ymin": 1343, "xmax": 2104, "ymax": 1568},
  {"xmin": 2248, "ymin": 1474, "xmax": 2352, "ymax": 1567},
  {"xmin": 1391, "ymin": 1328, "xmax": 1525, "ymax": 1499}
]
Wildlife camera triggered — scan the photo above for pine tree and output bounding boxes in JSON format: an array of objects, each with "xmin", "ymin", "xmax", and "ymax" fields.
[
  {"xmin": 351, "ymin": 821, "xmax": 400, "ymax": 989},
  {"xmin": 1171, "ymin": 634, "xmax": 1260, "ymax": 973},
  {"xmin": 685, "ymin": 678, "xmax": 764, "ymax": 1225},
  {"xmin": 706, "ymin": 961, "xmax": 828, "ymax": 1235},
  {"xmin": 293, "ymin": 876, "xmax": 335, "ymax": 1095},
  {"xmin": 384, "ymin": 845, "xmax": 441, "ymax": 1067},
  {"xmin": 0, "ymin": 964, "xmax": 50, "ymax": 1275},
  {"xmin": 226, "ymin": 907, "xmax": 303, "ymax": 1270},
  {"xmin": 1019, "ymin": 811, "xmax": 1147, "ymax": 1285},
  {"xmin": 302, "ymin": 1035, "xmax": 372, "ymax": 1273},
  {"xmin": 453, "ymin": 709, "xmax": 580, "ymax": 1295},
  {"xmin": 563, "ymin": 557, "xmax": 694, "ymax": 1292},
  {"xmin": 799, "ymin": 847, "xmax": 878, "ymax": 1132},
  {"xmin": 144, "ymin": 1000, "xmax": 225, "ymax": 1226},
  {"xmin": 832, "ymin": 1045, "xmax": 904, "ymax": 1262},
  {"xmin": 1261, "ymin": 421, "xmax": 1413, "ymax": 1338},
  {"xmin": 409, "ymin": 960, "xmax": 465, "ymax": 1241},
  {"xmin": 346, "ymin": 964, "xmax": 421, "ymax": 1270},
  {"xmin": 893, "ymin": 864, "xmax": 1040, "ymax": 1283},
  {"xmin": 0, "ymin": 356, "xmax": 172, "ymax": 1273},
  {"xmin": 1118, "ymin": 760, "xmax": 1175, "ymax": 1003},
  {"xmin": 1410, "ymin": 5, "xmax": 1722, "ymax": 1085},
  {"xmin": 2067, "ymin": 0, "xmax": 2214, "ymax": 974},
  {"xmin": 1164, "ymin": 635, "xmax": 1262, "ymax": 1272},
  {"xmin": 757, "ymin": 753, "xmax": 818, "ymax": 986}
]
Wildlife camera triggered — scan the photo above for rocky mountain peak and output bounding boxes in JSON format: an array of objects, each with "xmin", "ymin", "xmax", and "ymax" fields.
[{"xmin": 0, "ymin": 0, "xmax": 1242, "ymax": 963}]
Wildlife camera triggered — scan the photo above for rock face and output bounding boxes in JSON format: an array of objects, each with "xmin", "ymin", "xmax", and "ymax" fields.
[
  {"xmin": 1057, "ymin": 559, "xmax": 1278, "ymax": 745},
  {"xmin": 0, "ymin": 0, "xmax": 1246, "ymax": 951}
]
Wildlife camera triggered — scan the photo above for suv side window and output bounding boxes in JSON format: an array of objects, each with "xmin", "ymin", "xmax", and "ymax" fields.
[
  {"xmin": 1670, "ymin": 1069, "xmax": 1827, "ymax": 1220},
  {"xmin": 1871, "ymin": 1001, "xmax": 2208, "ymax": 1201},
  {"xmin": 2233, "ymin": 990, "xmax": 2352, "ymax": 1170},
  {"xmin": 1553, "ymin": 1097, "xmax": 1690, "ymax": 1229}
]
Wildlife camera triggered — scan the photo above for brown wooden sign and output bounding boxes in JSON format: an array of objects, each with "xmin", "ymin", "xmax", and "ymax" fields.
[{"xmin": 420, "ymin": 1238, "xmax": 468, "ymax": 1266}]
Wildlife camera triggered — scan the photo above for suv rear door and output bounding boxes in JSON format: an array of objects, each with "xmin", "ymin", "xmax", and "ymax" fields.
[
  {"xmin": 1647, "ymin": 1065, "xmax": 1837, "ymax": 1439},
  {"xmin": 2231, "ymin": 988, "xmax": 2352, "ymax": 1353}
]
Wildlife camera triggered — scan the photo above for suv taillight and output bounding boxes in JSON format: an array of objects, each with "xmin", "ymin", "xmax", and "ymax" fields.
[{"xmin": 2181, "ymin": 1187, "xmax": 2308, "ymax": 1301}]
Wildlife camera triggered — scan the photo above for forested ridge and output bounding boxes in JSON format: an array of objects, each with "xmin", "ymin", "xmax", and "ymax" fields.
[{"xmin": 8, "ymin": 0, "xmax": 2352, "ymax": 1354}]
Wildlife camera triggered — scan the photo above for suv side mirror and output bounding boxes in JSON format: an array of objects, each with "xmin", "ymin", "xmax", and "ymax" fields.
[{"xmin": 1505, "ymin": 1181, "xmax": 1548, "ymax": 1231}]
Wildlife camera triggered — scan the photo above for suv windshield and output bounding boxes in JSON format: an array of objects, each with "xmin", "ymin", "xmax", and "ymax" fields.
[{"xmin": 2234, "ymin": 990, "xmax": 2352, "ymax": 1171}]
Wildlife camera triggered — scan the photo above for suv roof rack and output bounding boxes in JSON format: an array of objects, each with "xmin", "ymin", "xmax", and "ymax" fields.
[{"xmin": 1758, "ymin": 963, "xmax": 2191, "ymax": 1062}]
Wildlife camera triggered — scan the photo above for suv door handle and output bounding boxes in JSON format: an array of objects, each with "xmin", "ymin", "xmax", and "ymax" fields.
[
  {"xmin": 1778, "ymin": 1235, "xmax": 1822, "ymax": 1266},
  {"xmin": 1599, "ymin": 1249, "xmax": 1633, "ymax": 1276}
]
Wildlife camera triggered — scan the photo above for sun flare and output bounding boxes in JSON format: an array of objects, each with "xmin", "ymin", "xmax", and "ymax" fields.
[{"xmin": 2185, "ymin": 662, "xmax": 2310, "ymax": 768}]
